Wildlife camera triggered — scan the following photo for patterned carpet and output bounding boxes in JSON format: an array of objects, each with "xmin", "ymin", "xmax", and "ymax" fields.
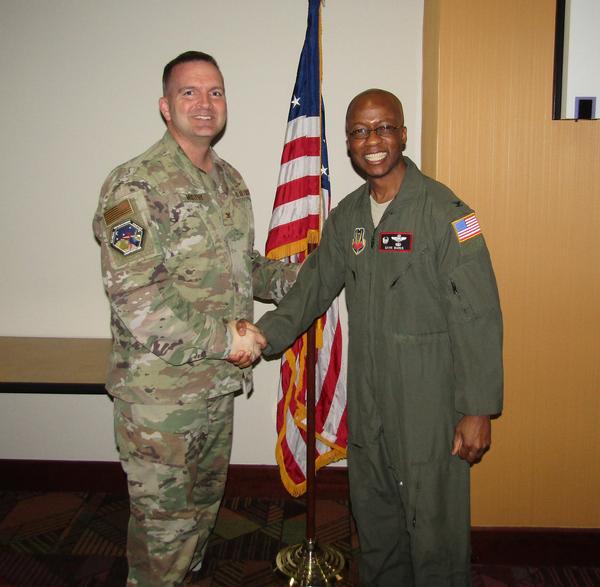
[{"xmin": 0, "ymin": 491, "xmax": 598, "ymax": 586}]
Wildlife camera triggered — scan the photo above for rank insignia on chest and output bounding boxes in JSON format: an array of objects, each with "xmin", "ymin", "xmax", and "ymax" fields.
[
  {"xmin": 352, "ymin": 227, "xmax": 366, "ymax": 256},
  {"xmin": 110, "ymin": 220, "xmax": 144, "ymax": 256},
  {"xmin": 379, "ymin": 232, "xmax": 412, "ymax": 252}
]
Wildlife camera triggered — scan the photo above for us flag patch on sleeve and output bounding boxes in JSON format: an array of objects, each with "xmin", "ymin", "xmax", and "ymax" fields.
[{"xmin": 452, "ymin": 213, "xmax": 481, "ymax": 243}]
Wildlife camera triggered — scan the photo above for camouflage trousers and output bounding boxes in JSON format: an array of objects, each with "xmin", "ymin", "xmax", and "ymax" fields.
[{"xmin": 114, "ymin": 393, "xmax": 234, "ymax": 587}]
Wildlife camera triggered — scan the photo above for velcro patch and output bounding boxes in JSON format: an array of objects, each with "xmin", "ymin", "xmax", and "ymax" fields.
[
  {"xmin": 352, "ymin": 227, "xmax": 366, "ymax": 255},
  {"xmin": 379, "ymin": 232, "xmax": 412, "ymax": 252},
  {"xmin": 452, "ymin": 213, "xmax": 481, "ymax": 243},
  {"xmin": 110, "ymin": 220, "xmax": 144, "ymax": 256},
  {"xmin": 104, "ymin": 199, "xmax": 133, "ymax": 225},
  {"xmin": 186, "ymin": 193, "xmax": 205, "ymax": 202}
]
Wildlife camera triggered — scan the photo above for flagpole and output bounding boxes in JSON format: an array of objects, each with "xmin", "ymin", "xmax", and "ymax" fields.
[
  {"xmin": 305, "ymin": 0, "xmax": 324, "ymax": 546},
  {"xmin": 305, "ymin": 247, "xmax": 317, "ymax": 544},
  {"xmin": 273, "ymin": 1, "xmax": 346, "ymax": 583}
]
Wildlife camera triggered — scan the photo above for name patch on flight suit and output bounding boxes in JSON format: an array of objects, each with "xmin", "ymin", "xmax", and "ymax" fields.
[{"xmin": 379, "ymin": 232, "xmax": 412, "ymax": 252}]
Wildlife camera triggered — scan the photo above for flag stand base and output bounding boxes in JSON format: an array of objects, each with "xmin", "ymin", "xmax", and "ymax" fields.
[{"xmin": 276, "ymin": 538, "xmax": 345, "ymax": 586}]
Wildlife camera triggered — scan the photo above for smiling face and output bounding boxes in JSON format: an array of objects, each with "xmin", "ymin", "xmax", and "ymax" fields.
[
  {"xmin": 345, "ymin": 90, "xmax": 407, "ymax": 181},
  {"xmin": 159, "ymin": 60, "xmax": 227, "ymax": 149}
]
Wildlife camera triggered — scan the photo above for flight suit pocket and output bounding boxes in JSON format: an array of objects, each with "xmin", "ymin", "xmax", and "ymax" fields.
[
  {"xmin": 386, "ymin": 249, "xmax": 445, "ymax": 334},
  {"xmin": 448, "ymin": 259, "xmax": 500, "ymax": 322},
  {"xmin": 389, "ymin": 332, "xmax": 456, "ymax": 463}
]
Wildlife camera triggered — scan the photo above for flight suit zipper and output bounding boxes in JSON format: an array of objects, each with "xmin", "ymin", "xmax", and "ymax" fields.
[{"xmin": 451, "ymin": 279, "xmax": 471, "ymax": 318}]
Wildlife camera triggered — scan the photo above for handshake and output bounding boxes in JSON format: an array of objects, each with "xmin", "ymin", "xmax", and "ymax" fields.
[{"xmin": 226, "ymin": 319, "xmax": 267, "ymax": 368}]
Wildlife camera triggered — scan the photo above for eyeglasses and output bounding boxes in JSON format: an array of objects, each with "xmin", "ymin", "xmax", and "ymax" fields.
[{"xmin": 347, "ymin": 124, "xmax": 400, "ymax": 141}]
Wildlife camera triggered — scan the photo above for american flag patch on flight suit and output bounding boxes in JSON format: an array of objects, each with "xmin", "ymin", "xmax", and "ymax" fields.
[{"xmin": 452, "ymin": 213, "xmax": 481, "ymax": 243}]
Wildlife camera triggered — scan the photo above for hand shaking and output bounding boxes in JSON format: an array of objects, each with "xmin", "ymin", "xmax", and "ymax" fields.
[{"xmin": 226, "ymin": 319, "xmax": 267, "ymax": 368}]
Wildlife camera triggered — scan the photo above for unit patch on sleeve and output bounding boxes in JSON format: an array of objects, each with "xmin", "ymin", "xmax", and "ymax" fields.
[
  {"xmin": 352, "ymin": 227, "xmax": 366, "ymax": 255},
  {"xmin": 452, "ymin": 213, "xmax": 482, "ymax": 243},
  {"xmin": 110, "ymin": 220, "xmax": 145, "ymax": 256},
  {"xmin": 379, "ymin": 232, "xmax": 412, "ymax": 252}
]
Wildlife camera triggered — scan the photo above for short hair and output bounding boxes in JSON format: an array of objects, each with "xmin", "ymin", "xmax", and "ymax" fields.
[{"xmin": 162, "ymin": 51, "xmax": 222, "ymax": 94}]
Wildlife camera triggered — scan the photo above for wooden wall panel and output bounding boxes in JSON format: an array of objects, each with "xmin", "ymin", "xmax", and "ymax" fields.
[
  {"xmin": 423, "ymin": 0, "xmax": 600, "ymax": 527},
  {"xmin": 0, "ymin": 337, "xmax": 110, "ymax": 384}
]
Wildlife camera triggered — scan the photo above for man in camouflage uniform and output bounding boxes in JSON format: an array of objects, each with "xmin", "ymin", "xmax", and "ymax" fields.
[{"xmin": 93, "ymin": 51, "xmax": 292, "ymax": 586}]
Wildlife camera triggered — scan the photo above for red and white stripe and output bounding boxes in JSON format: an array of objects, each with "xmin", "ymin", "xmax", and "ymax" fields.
[{"xmin": 267, "ymin": 118, "xmax": 347, "ymax": 496}]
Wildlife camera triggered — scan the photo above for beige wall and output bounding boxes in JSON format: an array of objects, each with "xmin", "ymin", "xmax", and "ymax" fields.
[
  {"xmin": 0, "ymin": 1, "xmax": 424, "ymax": 463},
  {"xmin": 423, "ymin": 0, "xmax": 600, "ymax": 527},
  {"xmin": 3, "ymin": 0, "xmax": 597, "ymax": 530}
]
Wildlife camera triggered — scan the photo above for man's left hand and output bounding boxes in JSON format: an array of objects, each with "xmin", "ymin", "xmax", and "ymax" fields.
[{"xmin": 451, "ymin": 415, "xmax": 491, "ymax": 464}]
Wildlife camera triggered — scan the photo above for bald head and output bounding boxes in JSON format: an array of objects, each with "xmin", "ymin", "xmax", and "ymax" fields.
[
  {"xmin": 344, "ymin": 88, "xmax": 408, "ymax": 184},
  {"xmin": 346, "ymin": 89, "xmax": 404, "ymax": 129}
]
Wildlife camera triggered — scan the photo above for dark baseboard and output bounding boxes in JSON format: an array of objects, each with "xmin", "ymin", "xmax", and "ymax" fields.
[
  {"xmin": 0, "ymin": 382, "xmax": 107, "ymax": 394},
  {"xmin": 1, "ymin": 459, "xmax": 598, "ymax": 566},
  {"xmin": 0, "ymin": 459, "xmax": 346, "ymax": 499},
  {"xmin": 470, "ymin": 526, "xmax": 600, "ymax": 566},
  {"xmin": 0, "ymin": 459, "xmax": 128, "ymax": 494}
]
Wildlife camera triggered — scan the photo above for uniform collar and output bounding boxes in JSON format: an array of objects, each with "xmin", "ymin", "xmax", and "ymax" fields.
[
  {"xmin": 161, "ymin": 130, "xmax": 222, "ymax": 180},
  {"xmin": 360, "ymin": 156, "xmax": 424, "ymax": 220}
]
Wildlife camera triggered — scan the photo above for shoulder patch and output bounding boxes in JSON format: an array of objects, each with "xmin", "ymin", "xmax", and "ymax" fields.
[
  {"xmin": 104, "ymin": 199, "xmax": 134, "ymax": 225},
  {"xmin": 452, "ymin": 213, "xmax": 481, "ymax": 243},
  {"xmin": 110, "ymin": 220, "xmax": 144, "ymax": 255}
]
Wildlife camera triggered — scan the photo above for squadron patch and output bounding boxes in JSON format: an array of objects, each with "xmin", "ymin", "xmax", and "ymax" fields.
[
  {"xmin": 352, "ymin": 227, "xmax": 366, "ymax": 255},
  {"xmin": 452, "ymin": 213, "xmax": 481, "ymax": 243},
  {"xmin": 110, "ymin": 220, "xmax": 144, "ymax": 256},
  {"xmin": 379, "ymin": 232, "xmax": 412, "ymax": 252}
]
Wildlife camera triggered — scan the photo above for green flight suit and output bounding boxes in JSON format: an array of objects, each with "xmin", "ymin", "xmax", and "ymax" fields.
[{"xmin": 257, "ymin": 158, "xmax": 503, "ymax": 586}]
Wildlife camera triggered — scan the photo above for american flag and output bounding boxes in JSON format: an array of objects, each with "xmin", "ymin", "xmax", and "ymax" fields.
[
  {"xmin": 265, "ymin": 0, "xmax": 347, "ymax": 497},
  {"xmin": 452, "ymin": 213, "xmax": 482, "ymax": 243}
]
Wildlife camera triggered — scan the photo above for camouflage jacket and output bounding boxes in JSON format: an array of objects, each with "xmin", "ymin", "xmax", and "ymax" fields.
[{"xmin": 93, "ymin": 131, "xmax": 297, "ymax": 404}]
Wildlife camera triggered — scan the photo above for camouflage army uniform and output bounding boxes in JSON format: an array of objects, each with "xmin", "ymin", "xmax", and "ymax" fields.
[{"xmin": 93, "ymin": 131, "xmax": 296, "ymax": 586}]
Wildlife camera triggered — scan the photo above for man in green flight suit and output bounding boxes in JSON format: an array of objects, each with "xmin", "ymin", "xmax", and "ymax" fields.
[
  {"xmin": 255, "ymin": 89, "xmax": 503, "ymax": 586},
  {"xmin": 93, "ymin": 51, "xmax": 292, "ymax": 586}
]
